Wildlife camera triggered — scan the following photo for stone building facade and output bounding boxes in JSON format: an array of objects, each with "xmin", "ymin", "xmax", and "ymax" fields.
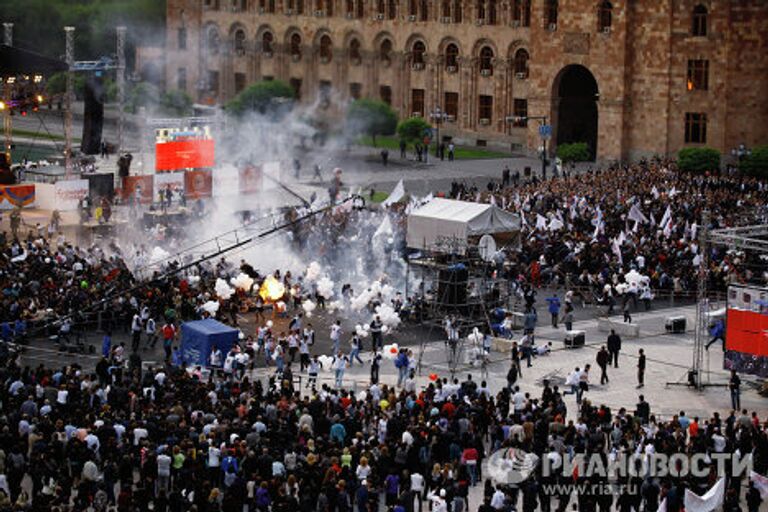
[{"xmin": 165, "ymin": 0, "xmax": 768, "ymax": 161}]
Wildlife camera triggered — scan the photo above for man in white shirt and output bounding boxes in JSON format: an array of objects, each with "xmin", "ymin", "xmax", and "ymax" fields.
[
  {"xmin": 131, "ymin": 313, "xmax": 143, "ymax": 352},
  {"xmin": 157, "ymin": 450, "xmax": 172, "ymax": 494},
  {"xmin": 133, "ymin": 426, "xmax": 148, "ymax": 446},
  {"xmin": 512, "ymin": 386, "xmax": 526, "ymax": 413},
  {"xmin": 207, "ymin": 444, "xmax": 221, "ymax": 485},
  {"xmin": 410, "ymin": 471, "xmax": 425, "ymax": 512},
  {"xmin": 330, "ymin": 320, "xmax": 342, "ymax": 354},
  {"xmin": 490, "ymin": 486, "xmax": 506, "ymax": 510},
  {"xmin": 430, "ymin": 489, "xmax": 448, "ymax": 512}
]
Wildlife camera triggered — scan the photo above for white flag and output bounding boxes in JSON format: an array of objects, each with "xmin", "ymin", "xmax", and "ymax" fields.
[
  {"xmin": 373, "ymin": 215, "xmax": 393, "ymax": 238},
  {"xmin": 628, "ymin": 203, "xmax": 649, "ymax": 225},
  {"xmin": 660, "ymin": 206, "xmax": 672, "ymax": 230},
  {"xmin": 490, "ymin": 194, "xmax": 496, "ymax": 206},
  {"xmin": 612, "ymin": 238, "xmax": 623, "ymax": 264},
  {"xmin": 536, "ymin": 214, "xmax": 548, "ymax": 231},
  {"xmin": 750, "ymin": 471, "xmax": 768, "ymax": 499},
  {"xmin": 651, "ymin": 186, "xmax": 660, "ymax": 199},
  {"xmin": 684, "ymin": 477, "xmax": 725, "ymax": 512},
  {"xmin": 650, "ymin": 212, "xmax": 656, "ymax": 227},
  {"xmin": 548, "ymin": 217, "xmax": 564, "ymax": 231},
  {"xmin": 382, "ymin": 179, "xmax": 405, "ymax": 207}
]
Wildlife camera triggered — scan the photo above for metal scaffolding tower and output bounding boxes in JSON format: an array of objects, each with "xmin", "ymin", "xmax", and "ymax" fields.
[
  {"xmin": 64, "ymin": 26, "xmax": 75, "ymax": 178},
  {"xmin": 116, "ymin": 26, "xmax": 126, "ymax": 155},
  {"xmin": 691, "ymin": 210, "xmax": 711, "ymax": 389},
  {"xmin": 2, "ymin": 23, "xmax": 11, "ymax": 162},
  {"xmin": 3, "ymin": 22, "xmax": 11, "ymax": 45}
]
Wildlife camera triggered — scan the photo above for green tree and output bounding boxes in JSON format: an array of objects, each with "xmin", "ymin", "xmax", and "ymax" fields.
[
  {"xmin": 739, "ymin": 145, "xmax": 768, "ymax": 178},
  {"xmin": 125, "ymin": 81, "xmax": 160, "ymax": 113},
  {"xmin": 159, "ymin": 90, "xmax": 194, "ymax": 116},
  {"xmin": 346, "ymin": 99, "xmax": 398, "ymax": 146},
  {"xmin": 556, "ymin": 142, "xmax": 590, "ymax": 163},
  {"xmin": 677, "ymin": 147, "xmax": 720, "ymax": 173},
  {"xmin": 225, "ymin": 80, "xmax": 295, "ymax": 116},
  {"xmin": 45, "ymin": 72, "xmax": 87, "ymax": 100},
  {"xmin": 397, "ymin": 117, "xmax": 431, "ymax": 144}
]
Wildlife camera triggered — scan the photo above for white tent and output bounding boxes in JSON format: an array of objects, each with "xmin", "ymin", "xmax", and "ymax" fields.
[{"xmin": 406, "ymin": 198, "xmax": 520, "ymax": 253}]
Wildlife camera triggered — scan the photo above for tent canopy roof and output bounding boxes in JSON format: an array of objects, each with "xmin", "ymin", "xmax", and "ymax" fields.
[
  {"xmin": 411, "ymin": 198, "xmax": 493, "ymax": 224},
  {"xmin": 406, "ymin": 198, "xmax": 520, "ymax": 252},
  {"xmin": 0, "ymin": 44, "xmax": 68, "ymax": 76},
  {"xmin": 182, "ymin": 318, "xmax": 237, "ymax": 336}
]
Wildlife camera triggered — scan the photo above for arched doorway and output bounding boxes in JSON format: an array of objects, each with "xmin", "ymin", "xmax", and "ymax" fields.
[{"xmin": 552, "ymin": 65, "xmax": 598, "ymax": 160}]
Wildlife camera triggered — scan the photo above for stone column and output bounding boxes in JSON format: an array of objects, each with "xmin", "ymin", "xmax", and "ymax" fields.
[
  {"xmin": 364, "ymin": 50, "xmax": 377, "ymax": 99},
  {"xmin": 492, "ymin": 58, "xmax": 505, "ymax": 133},
  {"xmin": 458, "ymin": 56, "xmax": 472, "ymax": 130},
  {"xmin": 305, "ymin": 44, "xmax": 316, "ymax": 103},
  {"xmin": 425, "ymin": 54, "xmax": 437, "ymax": 113}
]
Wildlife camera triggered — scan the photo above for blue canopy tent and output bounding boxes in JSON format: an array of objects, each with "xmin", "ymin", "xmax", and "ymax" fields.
[{"xmin": 181, "ymin": 319, "xmax": 238, "ymax": 366}]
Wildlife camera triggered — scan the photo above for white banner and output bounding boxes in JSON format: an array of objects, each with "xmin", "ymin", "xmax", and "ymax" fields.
[
  {"xmin": 212, "ymin": 164, "xmax": 240, "ymax": 197},
  {"xmin": 153, "ymin": 171, "xmax": 185, "ymax": 199},
  {"xmin": 750, "ymin": 471, "xmax": 768, "ymax": 499},
  {"xmin": 683, "ymin": 477, "xmax": 725, "ymax": 512},
  {"xmin": 36, "ymin": 180, "xmax": 89, "ymax": 211}
]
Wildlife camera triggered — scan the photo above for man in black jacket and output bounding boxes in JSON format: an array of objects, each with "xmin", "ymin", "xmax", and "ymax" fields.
[{"xmin": 607, "ymin": 330, "xmax": 622, "ymax": 368}]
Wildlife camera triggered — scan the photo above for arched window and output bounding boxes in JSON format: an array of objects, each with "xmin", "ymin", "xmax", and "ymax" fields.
[
  {"xmin": 356, "ymin": 0, "xmax": 364, "ymax": 18},
  {"xmin": 207, "ymin": 28, "xmax": 221, "ymax": 55},
  {"xmin": 545, "ymin": 0, "xmax": 558, "ymax": 28},
  {"xmin": 487, "ymin": 0, "xmax": 497, "ymax": 24},
  {"xmin": 377, "ymin": 0, "xmax": 385, "ymax": 14},
  {"xmin": 692, "ymin": 4, "xmax": 707, "ymax": 36},
  {"xmin": 234, "ymin": 29, "xmax": 246, "ymax": 56},
  {"xmin": 445, "ymin": 43, "xmax": 459, "ymax": 68},
  {"xmin": 598, "ymin": 1, "xmax": 612, "ymax": 31},
  {"xmin": 319, "ymin": 35, "xmax": 333, "ymax": 62},
  {"xmin": 412, "ymin": 41, "xmax": 426, "ymax": 65},
  {"xmin": 380, "ymin": 39, "xmax": 393, "ymax": 64},
  {"xmin": 408, "ymin": 0, "xmax": 417, "ymax": 16},
  {"xmin": 513, "ymin": 0, "xmax": 530, "ymax": 26},
  {"xmin": 349, "ymin": 38, "xmax": 362, "ymax": 62},
  {"xmin": 346, "ymin": 0, "xmax": 355, "ymax": 15},
  {"xmin": 442, "ymin": 0, "xmax": 450, "ymax": 19},
  {"xmin": 267, "ymin": 0, "xmax": 275, "ymax": 13},
  {"xmin": 479, "ymin": 46, "xmax": 494, "ymax": 75},
  {"xmin": 513, "ymin": 48, "xmax": 529, "ymax": 77},
  {"xmin": 325, "ymin": 0, "xmax": 333, "ymax": 16},
  {"xmin": 452, "ymin": 0, "xmax": 462, "ymax": 22},
  {"xmin": 419, "ymin": 0, "xmax": 428, "ymax": 20},
  {"xmin": 262, "ymin": 32, "xmax": 274, "ymax": 54},
  {"xmin": 387, "ymin": 0, "xmax": 396, "ymax": 19},
  {"xmin": 290, "ymin": 33, "xmax": 302, "ymax": 59}
]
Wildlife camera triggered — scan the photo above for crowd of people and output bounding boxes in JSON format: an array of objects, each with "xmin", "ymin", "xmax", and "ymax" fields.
[
  {"xmin": 0, "ymin": 155, "xmax": 767, "ymax": 512},
  {"xmin": 449, "ymin": 159, "xmax": 768, "ymax": 303}
]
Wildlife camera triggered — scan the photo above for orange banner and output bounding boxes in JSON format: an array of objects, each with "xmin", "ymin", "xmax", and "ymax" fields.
[
  {"xmin": 156, "ymin": 139, "xmax": 215, "ymax": 171},
  {"xmin": 184, "ymin": 170, "xmax": 213, "ymax": 199},
  {"xmin": 238, "ymin": 165, "xmax": 263, "ymax": 194},
  {"xmin": 121, "ymin": 175, "xmax": 154, "ymax": 204}
]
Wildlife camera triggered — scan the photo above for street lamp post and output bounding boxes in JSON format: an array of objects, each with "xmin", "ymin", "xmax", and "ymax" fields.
[
  {"xmin": 731, "ymin": 143, "xmax": 752, "ymax": 163},
  {"xmin": 505, "ymin": 114, "xmax": 549, "ymax": 179},
  {"xmin": 429, "ymin": 106, "xmax": 450, "ymax": 158}
]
